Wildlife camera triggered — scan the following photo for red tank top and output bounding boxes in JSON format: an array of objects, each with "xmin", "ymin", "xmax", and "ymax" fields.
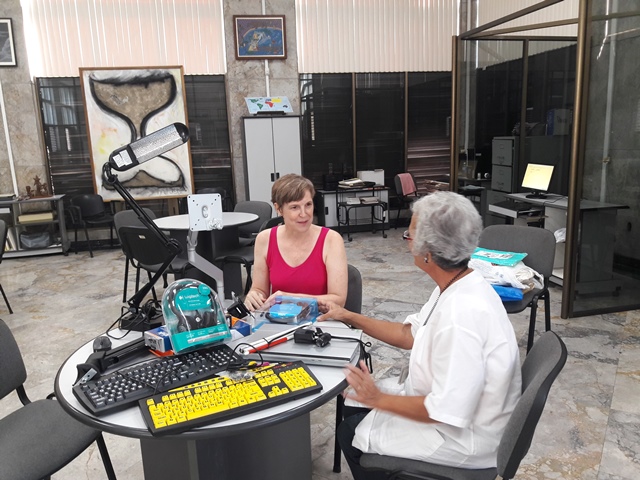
[{"xmin": 266, "ymin": 226, "xmax": 329, "ymax": 295}]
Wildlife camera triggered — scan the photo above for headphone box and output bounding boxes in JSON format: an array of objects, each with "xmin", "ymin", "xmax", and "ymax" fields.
[{"xmin": 144, "ymin": 325, "xmax": 172, "ymax": 353}]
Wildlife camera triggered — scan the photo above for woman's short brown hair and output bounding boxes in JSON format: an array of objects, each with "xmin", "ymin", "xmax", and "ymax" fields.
[{"xmin": 271, "ymin": 174, "xmax": 315, "ymax": 207}]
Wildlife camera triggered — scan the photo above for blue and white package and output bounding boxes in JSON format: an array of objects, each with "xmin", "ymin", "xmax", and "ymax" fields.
[{"xmin": 161, "ymin": 279, "xmax": 231, "ymax": 353}]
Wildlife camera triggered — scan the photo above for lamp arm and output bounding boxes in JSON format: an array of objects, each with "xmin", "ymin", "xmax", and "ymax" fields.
[{"xmin": 102, "ymin": 163, "xmax": 182, "ymax": 312}]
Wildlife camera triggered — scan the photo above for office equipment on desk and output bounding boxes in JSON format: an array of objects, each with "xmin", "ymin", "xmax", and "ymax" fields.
[
  {"xmin": 489, "ymin": 200, "xmax": 543, "ymax": 219},
  {"xmin": 140, "ymin": 361, "xmax": 323, "ymax": 435},
  {"xmin": 239, "ymin": 323, "xmax": 363, "ymax": 367},
  {"xmin": 72, "ymin": 343, "xmax": 243, "ymax": 416},
  {"xmin": 521, "ymin": 163, "xmax": 555, "ymax": 199}
]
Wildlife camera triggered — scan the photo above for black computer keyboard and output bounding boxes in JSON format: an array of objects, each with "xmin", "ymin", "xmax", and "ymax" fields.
[
  {"xmin": 73, "ymin": 343, "xmax": 243, "ymax": 416},
  {"xmin": 140, "ymin": 361, "xmax": 323, "ymax": 435}
]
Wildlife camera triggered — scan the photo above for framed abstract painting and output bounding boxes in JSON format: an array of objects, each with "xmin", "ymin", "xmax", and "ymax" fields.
[
  {"xmin": 0, "ymin": 19, "xmax": 16, "ymax": 67},
  {"xmin": 79, "ymin": 66, "xmax": 193, "ymax": 201},
  {"xmin": 234, "ymin": 15, "xmax": 287, "ymax": 60}
]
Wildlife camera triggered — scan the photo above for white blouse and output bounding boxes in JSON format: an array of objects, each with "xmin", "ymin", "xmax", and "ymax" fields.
[{"xmin": 352, "ymin": 270, "xmax": 522, "ymax": 468}]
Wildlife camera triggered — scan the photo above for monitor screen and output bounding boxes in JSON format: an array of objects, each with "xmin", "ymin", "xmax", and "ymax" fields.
[{"xmin": 521, "ymin": 163, "xmax": 554, "ymax": 198}]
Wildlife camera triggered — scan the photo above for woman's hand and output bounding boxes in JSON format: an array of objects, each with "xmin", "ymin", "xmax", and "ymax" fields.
[
  {"xmin": 244, "ymin": 290, "xmax": 266, "ymax": 311},
  {"xmin": 343, "ymin": 360, "xmax": 382, "ymax": 408}
]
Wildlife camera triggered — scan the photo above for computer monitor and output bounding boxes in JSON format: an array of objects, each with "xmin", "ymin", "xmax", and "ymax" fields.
[{"xmin": 521, "ymin": 163, "xmax": 554, "ymax": 199}]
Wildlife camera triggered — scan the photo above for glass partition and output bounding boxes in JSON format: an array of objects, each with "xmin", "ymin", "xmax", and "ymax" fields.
[{"xmin": 571, "ymin": 4, "xmax": 640, "ymax": 315}]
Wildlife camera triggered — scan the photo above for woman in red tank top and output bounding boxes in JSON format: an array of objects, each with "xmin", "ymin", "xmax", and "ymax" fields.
[{"xmin": 244, "ymin": 174, "xmax": 348, "ymax": 311}]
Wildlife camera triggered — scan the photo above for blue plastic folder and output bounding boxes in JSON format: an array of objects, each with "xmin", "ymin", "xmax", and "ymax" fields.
[
  {"xmin": 472, "ymin": 247, "xmax": 527, "ymax": 267},
  {"xmin": 492, "ymin": 285, "xmax": 524, "ymax": 302}
]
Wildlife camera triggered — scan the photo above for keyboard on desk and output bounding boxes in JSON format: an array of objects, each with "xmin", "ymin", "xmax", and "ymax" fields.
[
  {"xmin": 73, "ymin": 343, "xmax": 243, "ymax": 416},
  {"xmin": 492, "ymin": 200, "xmax": 538, "ymax": 212},
  {"xmin": 140, "ymin": 361, "xmax": 323, "ymax": 435}
]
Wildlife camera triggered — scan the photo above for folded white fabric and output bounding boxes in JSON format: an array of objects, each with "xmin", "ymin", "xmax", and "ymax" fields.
[{"xmin": 470, "ymin": 258, "xmax": 543, "ymax": 291}]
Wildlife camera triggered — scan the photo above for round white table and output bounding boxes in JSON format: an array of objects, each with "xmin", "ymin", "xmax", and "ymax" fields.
[
  {"xmin": 154, "ymin": 212, "xmax": 258, "ymax": 298},
  {"xmin": 54, "ymin": 329, "xmax": 353, "ymax": 479}
]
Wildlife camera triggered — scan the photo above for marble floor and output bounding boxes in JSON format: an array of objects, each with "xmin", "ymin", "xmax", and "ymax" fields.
[{"xmin": 1, "ymin": 227, "xmax": 640, "ymax": 479}]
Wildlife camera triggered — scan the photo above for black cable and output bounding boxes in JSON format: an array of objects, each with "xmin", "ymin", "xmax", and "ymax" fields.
[{"xmin": 329, "ymin": 335, "xmax": 373, "ymax": 373}]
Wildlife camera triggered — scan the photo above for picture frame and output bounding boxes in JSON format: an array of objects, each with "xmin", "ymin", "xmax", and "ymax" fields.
[
  {"xmin": 233, "ymin": 15, "xmax": 287, "ymax": 60},
  {"xmin": 0, "ymin": 19, "xmax": 17, "ymax": 67},
  {"xmin": 79, "ymin": 66, "xmax": 193, "ymax": 201}
]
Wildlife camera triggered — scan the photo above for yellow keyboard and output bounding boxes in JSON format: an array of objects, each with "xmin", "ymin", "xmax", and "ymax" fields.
[{"xmin": 139, "ymin": 361, "xmax": 323, "ymax": 435}]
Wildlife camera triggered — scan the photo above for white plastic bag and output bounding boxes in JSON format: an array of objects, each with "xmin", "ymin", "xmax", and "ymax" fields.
[{"xmin": 470, "ymin": 258, "xmax": 543, "ymax": 291}]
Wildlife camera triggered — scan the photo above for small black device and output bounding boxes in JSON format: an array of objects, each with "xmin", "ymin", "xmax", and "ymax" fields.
[
  {"xmin": 294, "ymin": 327, "xmax": 332, "ymax": 348},
  {"xmin": 92, "ymin": 336, "xmax": 112, "ymax": 352}
]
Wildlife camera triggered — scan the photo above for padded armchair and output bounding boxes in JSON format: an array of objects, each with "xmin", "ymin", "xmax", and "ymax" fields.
[
  {"xmin": 479, "ymin": 225, "xmax": 556, "ymax": 352},
  {"xmin": 71, "ymin": 194, "xmax": 115, "ymax": 257},
  {"xmin": 360, "ymin": 331, "xmax": 567, "ymax": 480},
  {"xmin": 333, "ymin": 264, "xmax": 363, "ymax": 473},
  {"xmin": 0, "ymin": 220, "xmax": 12, "ymax": 313},
  {"xmin": 0, "ymin": 318, "xmax": 117, "ymax": 480},
  {"xmin": 393, "ymin": 173, "xmax": 422, "ymax": 228}
]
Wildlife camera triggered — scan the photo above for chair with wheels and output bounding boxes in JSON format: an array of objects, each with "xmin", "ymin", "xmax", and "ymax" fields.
[
  {"xmin": 360, "ymin": 330, "xmax": 567, "ymax": 480},
  {"xmin": 234, "ymin": 200, "xmax": 273, "ymax": 247},
  {"xmin": 393, "ymin": 173, "xmax": 422, "ymax": 228},
  {"xmin": 0, "ymin": 318, "xmax": 117, "ymax": 480},
  {"xmin": 0, "ymin": 220, "xmax": 13, "ymax": 314},
  {"xmin": 114, "ymin": 208, "xmax": 158, "ymax": 302},
  {"xmin": 478, "ymin": 225, "xmax": 556, "ymax": 353},
  {"xmin": 333, "ymin": 264, "xmax": 363, "ymax": 473},
  {"xmin": 71, "ymin": 194, "xmax": 115, "ymax": 257}
]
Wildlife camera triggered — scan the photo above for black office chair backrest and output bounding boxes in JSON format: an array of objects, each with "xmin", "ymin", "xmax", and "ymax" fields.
[
  {"xmin": 118, "ymin": 225, "xmax": 174, "ymax": 268},
  {"xmin": 259, "ymin": 216, "xmax": 284, "ymax": 232},
  {"xmin": 0, "ymin": 318, "xmax": 28, "ymax": 400},
  {"xmin": 197, "ymin": 187, "xmax": 233, "ymax": 211},
  {"xmin": 0, "ymin": 220, "xmax": 8, "ymax": 265},
  {"xmin": 114, "ymin": 208, "xmax": 157, "ymax": 236},
  {"xmin": 344, "ymin": 264, "xmax": 362, "ymax": 314},
  {"xmin": 71, "ymin": 194, "xmax": 108, "ymax": 218},
  {"xmin": 479, "ymin": 225, "xmax": 556, "ymax": 280},
  {"xmin": 497, "ymin": 331, "xmax": 567, "ymax": 479},
  {"xmin": 234, "ymin": 201, "xmax": 273, "ymax": 238}
]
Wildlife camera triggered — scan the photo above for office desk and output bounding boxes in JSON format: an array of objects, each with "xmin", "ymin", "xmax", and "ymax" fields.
[
  {"xmin": 55, "ymin": 324, "xmax": 356, "ymax": 480},
  {"xmin": 154, "ymin": 212, "xmax": 258, "ymax": 298},
  {"xmin": 503, "ymin": 193, "xmax": 628, "ymax": 294}
]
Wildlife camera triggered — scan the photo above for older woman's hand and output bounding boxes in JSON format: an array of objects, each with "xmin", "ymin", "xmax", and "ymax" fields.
[
  {"xmin": 317, "ymin": 299, "xmax": 348, "ymax": 324},
  {"xmin": 244, "ymin": 290, "xmax": 266, "ymax": 311},
  {"xmin": 343, "ymin": 360, "xmax": 381, "ymax": 408}
]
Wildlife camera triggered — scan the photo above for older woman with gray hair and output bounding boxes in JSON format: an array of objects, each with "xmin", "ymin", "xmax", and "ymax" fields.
[{"xmin": 318, "ymin": 191, "xmax": 522, "ymax": 480}]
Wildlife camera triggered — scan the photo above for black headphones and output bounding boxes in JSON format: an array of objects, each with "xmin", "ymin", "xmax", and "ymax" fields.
[{"xmin": 165, "ymin": 279, "xmax": 221, "ymax": 333}]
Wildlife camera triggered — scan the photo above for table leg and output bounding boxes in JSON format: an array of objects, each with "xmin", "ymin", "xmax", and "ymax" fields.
[{"xmin": 140, "ymin": 413, "xmax": 313, "ymax": 480}]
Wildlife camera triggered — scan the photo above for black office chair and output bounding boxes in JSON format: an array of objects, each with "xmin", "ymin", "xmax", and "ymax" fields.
[
  {"xmin": 479, "ymin": 225, "xmax": 556, "ymax": 352},
  {"xmin": 333, "ymin": 264, "xmax": 363, "ymax": 473},
  {"xmin": 71, "ymin": 194, "xmax": 115, "ymax": 257},
  {"xmin": 117, "ymin": 225, "xmax": 193, "ymax": 302},
  {"xmin": 197, "ymin": 187, "xmax": 233, "ymax": 212},
  {"xmin": 0, "ymin": 318, "xmax": 117, "ymax": 480},
  {"xmin": 393, "ymin": 173, "xmax": 422, "ymax": 228},
  {"xmin": 0, "ymin": 220, "xmax": 13, "ymax": 314},
  {"xmin": 359, "ymin": 331, "xmax": 566, "ymax": 480},
  {"xmin": 234, "ymin": 200, "xmax": 273, "ymax": 247},
  {"xmin": 114, "ymin": 208, "xmax": 158, "ymax": 302},
  {"xmin": 214, "ymin": 216, "xmax": 283, "ymax": 295}
]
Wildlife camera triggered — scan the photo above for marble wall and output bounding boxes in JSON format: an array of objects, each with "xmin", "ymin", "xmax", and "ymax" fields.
[
  {"xmin": 0, "ymin": 0, "xmax": 47, "ymax": 197},
  {"xmin": 223, "ymin": 0, "xmax": 300, "ymax": 202}
]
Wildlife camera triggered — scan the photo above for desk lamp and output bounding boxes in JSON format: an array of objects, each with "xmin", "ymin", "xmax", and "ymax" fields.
[{"xmin": 102, "ymin": 123, "xmax": 225, "ymax": 331}]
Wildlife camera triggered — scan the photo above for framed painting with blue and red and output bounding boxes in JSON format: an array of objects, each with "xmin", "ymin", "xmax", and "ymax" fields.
[{"xmin": 233, "ymin": 15, "xmax": 287, "ymax": 60}]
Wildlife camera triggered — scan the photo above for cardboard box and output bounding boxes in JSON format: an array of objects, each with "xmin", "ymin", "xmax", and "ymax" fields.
[{"xmin": 144, "ymin": 325, "xmax": 172, "ymax": 353}]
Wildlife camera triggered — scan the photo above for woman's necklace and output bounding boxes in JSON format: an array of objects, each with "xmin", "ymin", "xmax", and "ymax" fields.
[{"xmin": 421, "ymin": 267, "xmax": 469, "ymax": 326}]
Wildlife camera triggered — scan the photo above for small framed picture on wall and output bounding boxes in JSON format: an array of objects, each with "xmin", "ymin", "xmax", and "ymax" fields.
[
  {"xmin": 0, "ymin": 19, "xmax": 17, "ymax": 67},
  {"xmin": 233, "ymin": 15, "xmax": 287, "ymax": 60}
]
